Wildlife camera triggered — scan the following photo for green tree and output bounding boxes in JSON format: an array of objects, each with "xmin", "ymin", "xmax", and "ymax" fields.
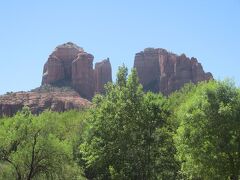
[
  {"xmin": 80, "ymin": 66, "xmax": 177, "ymax": 179},
  {"xmin": 0, "ymin": 107, "xmax": 86, "ymax": 180},
  {"xmin": 142, "ymin": 92, "xmax": 179, "ymax": 179},
  {"xmin": 175, "ymin": 80, "xmax": 240, "ymax": 180}
]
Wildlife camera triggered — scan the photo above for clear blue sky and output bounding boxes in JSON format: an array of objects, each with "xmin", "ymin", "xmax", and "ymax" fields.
[{"xmin": 0, "ymin": 0, "xmax": 239, "ymax": 95}]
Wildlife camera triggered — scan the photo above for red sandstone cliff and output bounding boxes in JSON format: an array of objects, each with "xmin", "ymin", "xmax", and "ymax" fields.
[
  {"xmin": 0, "ymin": 44, "xmax": 214, "ymax": 117},
  {"xmin": 0, "ymin": 87, "xmax": 91, "ymax": 117},
  {"xmin": 42, "ymin": 42, "xmax": 83, "ymax": 85},
  {"xmin": 94, "ymin": 58, "xmax": 112, "ymax": 94},
  {"xmin": 134, "ymin": 48, "xmax": 213, "ymax": 95},
  {"xmin": 42, "ymin": 42, "xmax": 112, "ymax": 99},
  {"xmin": 72, "ymin": 52, "xmax": 95, "ymax": 99}
]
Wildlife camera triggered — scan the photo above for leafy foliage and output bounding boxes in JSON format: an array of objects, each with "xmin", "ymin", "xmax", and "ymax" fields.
[
  {"xmin": 175, "ymin": 80, "xmax": 240, "ymax": 180},
  {"xmin": 0, "ymin": 108, "xmax": 87, "ymax": 180},
  {"xmin": 80, "ymin": 66, "xmax": 178, "ymax": 179}
]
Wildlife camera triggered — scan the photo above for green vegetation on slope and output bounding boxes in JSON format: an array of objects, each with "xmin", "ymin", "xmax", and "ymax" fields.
[
  {"xmin": 0, "ymin": 109, "xmax": 88, "ymax": 180},
  {"xmin": 0, "ymin": 66, "xmax": 240, "ymax": 180}
]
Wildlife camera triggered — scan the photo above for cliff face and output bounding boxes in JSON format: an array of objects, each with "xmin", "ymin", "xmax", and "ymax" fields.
[
  {"xmin": 43, "ymin": 43, "xmax": 211, "ymax": 97},
  {"xmin": 42, "ymin": 43, "xmax": 83, "ymax": 85},
  {"xmin": 94, "ymin": 58, "xmax": 112, "ymax": 94},
  {"xmin": 42, "ymin": 42, "xmax": 112, "ymax": 99},
  {"xmin": 72, "ymin": 52, "xmax": 95, "ymax": 99},
  {"xmin": 134, "ymin": 48, "xmax": 213, "ymax": 95},
  {"xmin": 0, "ymin": 87, "xmax": 91, "ymax": 117}
]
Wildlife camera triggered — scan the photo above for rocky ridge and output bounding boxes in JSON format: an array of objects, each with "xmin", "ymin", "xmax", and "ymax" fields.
[
  {"xmin": 134, "ymin": 48, "xmax": 212, "ymax": 95},
  {"xmin": 0, "ymin": 43, "xmax": 213, "ymax": 117},
  {"xmin": 0, "ymin": 86, "xmax": 91, "ymax": 117}
]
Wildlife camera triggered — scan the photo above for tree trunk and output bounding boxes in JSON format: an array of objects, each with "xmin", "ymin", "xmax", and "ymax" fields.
[
  {"xmin": 27, "ymin": 131, "xmax": 39, "ymax": 180},
  {"xmin": 230, "ymin": 174, "xmax": 238, "ymax": 180}
]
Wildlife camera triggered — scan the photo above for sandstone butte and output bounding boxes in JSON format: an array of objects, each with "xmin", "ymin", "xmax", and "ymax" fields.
[
  {"xmin": 0, "ymin": 43, "xmax": 213, "ymax": 117},
  {"xmin": 42, "ymin": 42, "xmax": 112, "ymax": 99},
  {"xmin": 134, "ymin": 48, "xmax": 213, "ymax": 95}
]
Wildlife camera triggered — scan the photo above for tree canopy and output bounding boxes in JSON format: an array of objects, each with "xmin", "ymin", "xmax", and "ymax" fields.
[
  {"xmin": 80, "ymin": 66, "xmax": 178, "ymax": 179},
  {"xmin": 0, "ymin": 108, "xmax": 87, "ymax": 180},
  {"xmin": 174, "ymin": 80, "xmax": 240, "ymax": 180}
]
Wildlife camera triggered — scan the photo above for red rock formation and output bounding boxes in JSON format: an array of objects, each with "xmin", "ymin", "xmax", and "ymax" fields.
[
  {"xmin": 42, "ymin": 42, "xmax": 83, "ymax": 85},
  {"xmin": 134, "ymin": 48, "xmax": 161, "ymax": 93},
  {"xmin": 134, "ymin": 48, "xmax": 213, "ymax": 95},
  {"xmin": 42, "ymin": 55, "xmax": 64, "ymax": 84},
  {"xmin": 94, "ymin": 58, "xmax": 112, "ymax": 94},
  {"xmin": 42, "ymin": 42, "xmax": 112, "ymax": 99},
  {"xmin": 0, "ymin": 88, "xmax": 91, "ymax": 117},
  {"xmin": 41, "ymin": 43, "xmax": 213, "ymax": 98},
  {"xmin": 72, "ymin": 52, "xmax": 95, "ymax": 99}
]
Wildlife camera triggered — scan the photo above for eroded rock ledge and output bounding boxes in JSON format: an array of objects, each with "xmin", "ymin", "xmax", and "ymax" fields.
[{"xmin": 0, "ymin": 86, "xmax": 91, "ymax": 117}]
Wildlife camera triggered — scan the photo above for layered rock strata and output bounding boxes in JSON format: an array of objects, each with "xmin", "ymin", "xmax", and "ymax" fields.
[
  {"xmin": 134, "ymin": 48, "xmax": 213, "ymax": 95},
  {"xmin": 0, "ymin": 88, "xmax": 91, "ymax": 117}
]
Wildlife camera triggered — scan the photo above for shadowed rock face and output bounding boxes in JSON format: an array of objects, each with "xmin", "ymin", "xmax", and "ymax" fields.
[
  {"xmin": 72, "ymin": 52, "xmax": 95, "ymax": 99},
  {"xmin": 42, "ymin": 42, "xmax": 112, "ymax": 99},
  {"xmin": 0, "ymin": 88, "xmax": 91, "ymax": 117},
  {"xmin": 94, "ymin": 58, "xmax": 112, "ymax": 94},
  {"xmin": 42, "ymin": 42, "xmax": 83, "ymax": 85},
  {"xmin": 134, "ymin": 48, "xmax": 213, "ymax": 95}
]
